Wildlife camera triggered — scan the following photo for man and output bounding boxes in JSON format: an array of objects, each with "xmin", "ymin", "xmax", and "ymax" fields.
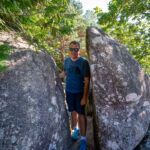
[{"xmin": 59, "ymin": 41, "xmax": 90, "ymax": 150}]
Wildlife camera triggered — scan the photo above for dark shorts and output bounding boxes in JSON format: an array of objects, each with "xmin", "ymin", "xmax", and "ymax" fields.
[{"xmin": 66, "ymin": 92, "xmax": 85, "ymax": 115}]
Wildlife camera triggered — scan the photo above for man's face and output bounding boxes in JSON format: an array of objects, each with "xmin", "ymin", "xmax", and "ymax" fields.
[{"xmin": 69, "ymin": 44, "xmax": 80, "ymax": 59}]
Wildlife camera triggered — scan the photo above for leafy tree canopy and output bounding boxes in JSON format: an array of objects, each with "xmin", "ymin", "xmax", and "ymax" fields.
[
  {"xmin": 95, "ymin": 0, "xmax": 150, "ymax": 74},
  {"xmin": 0, "ymin": 0, "xmax": 75, "ymax": 36},
  {"xmin": 0, "ymin": 0, "xmax": 78, "ymax": 71},
  {"xmin": 83, "ymin": 10, "xmax": 97, "ymax": 26}
]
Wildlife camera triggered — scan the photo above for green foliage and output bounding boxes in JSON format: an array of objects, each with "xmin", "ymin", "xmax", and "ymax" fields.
[
  {"xmin": 95, "ymin": 0, "xmax": 150, "ymax": 74},
  {"xmin": 0, "ymin": 0, "xmax": 98, "ymax": 73},
  {"xmin": 83, "ymin": 10, "xmax": 98, "ymax": 26},
  {"xmin": 0, "ymin": 0, "xmax": 78, "ymax": 72},
  {"xmin": 0, "ymin": 0, "xmax": 74, "ymax": 36},
  {"xmin": 0, "ymin": 43, "xmax": 12, "ymax": 71}
]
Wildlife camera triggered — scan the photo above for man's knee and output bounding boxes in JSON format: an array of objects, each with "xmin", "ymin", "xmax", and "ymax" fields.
[{"xmin": 79, "ymin": 114, "xmax": 86, "ymax": 119}]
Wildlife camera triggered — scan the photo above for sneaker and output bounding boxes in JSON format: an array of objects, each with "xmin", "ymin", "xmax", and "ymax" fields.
[
  {"xmin": 72, "ymin": 128, "xmax": 79, "ymax": 140},
  {"xmin": 79, "ymin": 140, "xmax": 86, "ymax": 150}
]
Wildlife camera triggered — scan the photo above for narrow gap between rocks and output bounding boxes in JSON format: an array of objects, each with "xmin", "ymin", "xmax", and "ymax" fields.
[{"xmin": 62, "ymin": 83, "xmax": 95, "ymax": 150}]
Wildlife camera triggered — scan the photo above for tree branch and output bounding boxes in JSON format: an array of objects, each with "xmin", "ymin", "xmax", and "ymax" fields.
[{"xmin": 0, "ymin": 11, "xmax": 45, "ymax": 16}]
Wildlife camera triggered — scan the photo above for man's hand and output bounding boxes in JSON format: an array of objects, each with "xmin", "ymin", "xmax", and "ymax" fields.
[
  {"xmin": 59, "ymin": 72, "xmax": 66, "ymax": 78},
  {"xmin": 80, "ymin": 77, "xmax": 90, "ymax": 106},
  {"xmin": 80, "ymin": 97, "xmax": 87, "ymax": 106}
]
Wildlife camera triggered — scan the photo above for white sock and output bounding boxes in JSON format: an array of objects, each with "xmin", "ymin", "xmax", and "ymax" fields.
[
  {"xmin": 73, "ymin": 126, "xmax": 79, "ymax": 130},
  {"xmin": 81, "ymin": 136, "xmax": 86, "ymax": 141}
]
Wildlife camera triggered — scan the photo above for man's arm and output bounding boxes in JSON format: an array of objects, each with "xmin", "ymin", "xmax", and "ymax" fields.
[
  {"xmin": 59, "ymin": 72, "xmax": 67, "ymax": 78},
  {"xmin": 80, "ymin": 77, "xmax": 90, "ymax": 106}
]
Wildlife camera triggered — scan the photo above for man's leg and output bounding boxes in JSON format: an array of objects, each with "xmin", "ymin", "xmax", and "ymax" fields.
[
  {"xmin": 71, "ymin": 111, "xmax": 78, "ymax": 128},
  {"xmin": 79, "ymin": 114, "xmax": 86, "ymax": 136},
  {"xmin": 71, "ymin": 111, "xmax": 80, "ymax": 140},
  {"xmin": 66, "ymin": 92, "xmax": 79, "ymax": 140},
  {"xmin": 79, "ymin": 114, "xmax": 87, "ymax": 150},
  {"xmin": 77, "ymin": 92, "xmax": 87, "ymax": 150}
]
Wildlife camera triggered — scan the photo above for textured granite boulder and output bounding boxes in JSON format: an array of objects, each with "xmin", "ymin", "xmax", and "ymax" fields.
[
  {"xmin": 0, "ymin": 31, "xmax": 70, "ymax": 150},
  {"xmin": 86, "ymin": 27, "xmax": 150, "ymax": 150},
  {"xmin": 135, "ymin": 124, "xmax": 150, "ymax": 150}
]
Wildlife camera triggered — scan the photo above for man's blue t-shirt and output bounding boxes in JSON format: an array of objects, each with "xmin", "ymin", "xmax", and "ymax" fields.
[{"xmin": 64, "ymin": 57, "xmax": 90, "ymax": 93}]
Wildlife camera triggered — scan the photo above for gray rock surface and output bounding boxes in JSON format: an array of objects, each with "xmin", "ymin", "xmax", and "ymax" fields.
[
  {"xmin": 135, "ymin": 124, "xmax": 150, "ymax": 150},
  {"xmin": 0, "ymin": 31, "xmax": 71, "ymax": 150},
  {"xmin": 86, "ymin": 27, "xmax": 150, "ymax": 150}
]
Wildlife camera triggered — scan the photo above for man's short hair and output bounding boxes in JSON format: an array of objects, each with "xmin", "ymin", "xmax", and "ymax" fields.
[{"xmin": 69, "ymin": 41, "xmax": 80, "ymax": 48}]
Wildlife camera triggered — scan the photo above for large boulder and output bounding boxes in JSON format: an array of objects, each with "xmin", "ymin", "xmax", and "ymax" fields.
[
  {"xmin": 86, "ymin": 27, "xmax": 150, "ymax": 150},
  {"xmin": 0, "ymin": 31, "xmax": 70, "ymax": 150},
  {"xmin": 135, "ymin": 125, "xmax": 150, "ymax": 149}
]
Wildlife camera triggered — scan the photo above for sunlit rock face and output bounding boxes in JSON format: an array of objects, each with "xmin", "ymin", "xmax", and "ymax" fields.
[
  {"xmin": 0, "ymin": 31, "xmax": 70, "ymax": 150},
  {"xmin": 86, "ymin": 27, "xmax": 150, "ymax": 150}
]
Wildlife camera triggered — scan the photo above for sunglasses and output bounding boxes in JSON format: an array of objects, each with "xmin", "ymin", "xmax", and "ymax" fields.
[{"xmin": 69, "ymin": 48, "xmax": 79, "ymax": 52}]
